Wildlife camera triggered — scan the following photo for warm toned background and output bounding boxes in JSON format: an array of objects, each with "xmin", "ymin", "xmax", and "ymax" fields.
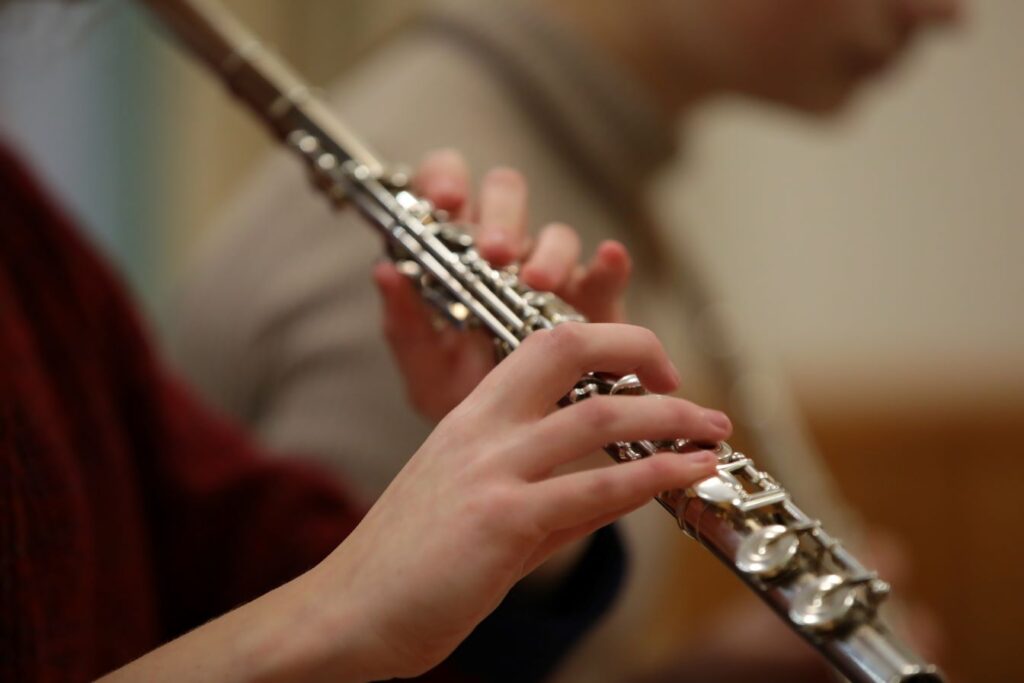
[
  {"xmin": 2, "ymin": 1, "xmax": 1021, "ymax": 681},
  {"xmin": 650, "ymin": 12, "xmax": 1024, "ymax": 680}
]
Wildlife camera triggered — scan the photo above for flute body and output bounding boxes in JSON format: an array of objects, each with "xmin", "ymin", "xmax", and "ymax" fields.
[{"xmin": 139, "ymin": 1, "xmax": 942, "ymax": 681}]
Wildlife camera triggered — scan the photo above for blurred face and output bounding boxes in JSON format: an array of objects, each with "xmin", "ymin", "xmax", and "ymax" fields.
[{"xmin": 658, "ymin": 0, "xmax": 962, "ymax": 112}]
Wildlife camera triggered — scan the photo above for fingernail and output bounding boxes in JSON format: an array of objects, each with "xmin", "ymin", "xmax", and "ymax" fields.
[
  {"xmin": 705, "ymin": 410, "xmax": 731, "ymax": 431},
  {"xmin": 668, "ymin": 362, "xmax": 681, "ymax": 387}
]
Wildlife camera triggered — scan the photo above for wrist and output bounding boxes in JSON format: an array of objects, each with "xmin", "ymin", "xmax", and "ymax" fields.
[
  {"xmin": 262, "ymin": 563, "xmax": 385, "ymax": 683},
  {"xmin": 96, "ymin": 564, "xmax": 384, "ymax": 683}
]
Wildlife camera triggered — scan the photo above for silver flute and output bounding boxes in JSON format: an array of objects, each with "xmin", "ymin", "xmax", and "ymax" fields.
[{"xmin": 139, "ymin": 1, "xmax": 942, "ymax": 681}]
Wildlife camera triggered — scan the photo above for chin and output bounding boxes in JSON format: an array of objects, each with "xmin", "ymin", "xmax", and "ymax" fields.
[
  {"xmin": 735, "ymin": 70, "xmax": 869, "ymax": 118},
  {"xmin": 773, "ymin": 82, "xmax": 861, "ymax": 118}
]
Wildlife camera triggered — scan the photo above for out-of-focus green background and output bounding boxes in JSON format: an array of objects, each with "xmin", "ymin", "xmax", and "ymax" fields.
[{"xmin": 0, "ymin": 0, "xmax": 416, "ymax": 319}]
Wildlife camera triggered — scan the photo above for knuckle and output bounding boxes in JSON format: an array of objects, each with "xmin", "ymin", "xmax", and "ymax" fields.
[
  {"xmin": 462, "ymin": 485, "xmax": 503, "ymax": 519},
  {"xmin": 486, "ymin": 484, "xmax": 520, "ymax": 516},
  {"xmin": 669, "ymin": 399, "xmax": 698, "ymax": 428},
  {"xmin": 584, "ymin": 470, "xmax": 622, "ymax": 501},
  {"xmin": 550, "ymin": 324, "xmax": 586, "ymax": 366},
  {"xmin": 521, "ymin": 323, "xmax": 585, "ymax": 370},
  {"xmin": 547, "ymin": 321, "xmax": 583, "ymax": 353},
  {"xmin": 644, "ymin": 454, "xmax": 675, "ymax": 481},
  {"xmin": 519, "ymin": 326, "xmax": 553, "ymax": 356},
  {"xmin": 577, "ymin": 396, "xmax": 617, "ymax": 430},
  {"xmin": 467, "ymin": 484, "xmax": 532, "ymax": 535}
]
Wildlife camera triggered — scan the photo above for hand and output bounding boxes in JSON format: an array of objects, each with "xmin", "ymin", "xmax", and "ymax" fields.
[
  {"xmin": 314, "ymin": 322, "xmax": 732, "ymax": 679},
  {"xmin": 374, "ymin": 149, "xmax": 633, "ymax": 422},
  {"xmin": 102, "ymin": 324, "xmax": 730, "ymax": 683}
]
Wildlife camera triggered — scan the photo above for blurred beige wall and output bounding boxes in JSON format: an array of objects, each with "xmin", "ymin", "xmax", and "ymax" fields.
[{"xmin": 659, "ymin": 0, "xmax": 1024, "ymax": 406}]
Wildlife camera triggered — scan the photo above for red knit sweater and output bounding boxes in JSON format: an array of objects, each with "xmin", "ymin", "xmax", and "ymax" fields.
[
  {"xmin": 0, "ymin": 142, "xmax": 624, "ymax": 683},
  {"xmin": 0, "ymin": 143, "xmax": 367, "ymax": 679}
]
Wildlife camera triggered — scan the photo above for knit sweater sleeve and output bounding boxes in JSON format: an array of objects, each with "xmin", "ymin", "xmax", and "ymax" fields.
[{"xmin": 0, "ymin": 140, "xmax": 624, "ymax": 682}]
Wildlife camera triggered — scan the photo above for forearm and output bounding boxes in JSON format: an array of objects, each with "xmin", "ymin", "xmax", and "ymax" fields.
[{"xmin": 98, "ymin": 565, "xmax": 379, "ymax": 683}]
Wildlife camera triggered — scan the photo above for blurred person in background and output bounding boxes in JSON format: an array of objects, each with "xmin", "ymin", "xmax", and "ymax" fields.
[
  {"xmin": 0, "ymin": 1, "xmax": 744, "ymax": 680},
  {"xmin": 173, "ymin": 0, "xmax": 961, "ymax": 681}
]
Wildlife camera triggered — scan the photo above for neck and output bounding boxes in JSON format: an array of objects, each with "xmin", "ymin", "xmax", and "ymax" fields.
[{"xmin": 537, "ymin": 0, "xmax": 718, "ymax": 119}]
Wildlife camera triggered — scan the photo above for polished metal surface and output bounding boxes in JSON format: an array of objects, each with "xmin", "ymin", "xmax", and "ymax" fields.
[
  {"xmin": 139, "ymin": 2, "xmax": 944, "ymax": 681},
  {"xmin": 790, "ymin": 574, "xmax": 860, "ymax": 631},
  {"xmin": 735, "ymin": 524, "xmax": 800, "ymax": 579}
]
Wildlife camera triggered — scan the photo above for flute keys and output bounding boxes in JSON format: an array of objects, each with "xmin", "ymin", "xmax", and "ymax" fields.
[
  {"xmin": 789, "ymin": 574, "xmax": 858, "ymax": 633},
  {"xmin": 712, "ymin": 441, "xmax": 734, "ymax": 459},
  {"xmin": 736, "ymin": 524, "xmax": 800, "ymax": 579},
  {"xmin": 609, "ymin": 374, "xmax": 645, "ymax": 395},
  {"xmin": 436, "ymin": 224, "xmax": 474, "ymax": 250},
  {"xmin": 394, "ymin": 260, "xmax": 422, "ymax": 279},
  {"xmin": 691, "ymin": 475, "xmax": 743, "ymax": 508},
  {"xmin": 617, "ymin": 444, "xmax": 644, "ymax": 461},
  {"xmin": 568, "ymin": 381, "xmax": 600, "ymax": 404}
]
